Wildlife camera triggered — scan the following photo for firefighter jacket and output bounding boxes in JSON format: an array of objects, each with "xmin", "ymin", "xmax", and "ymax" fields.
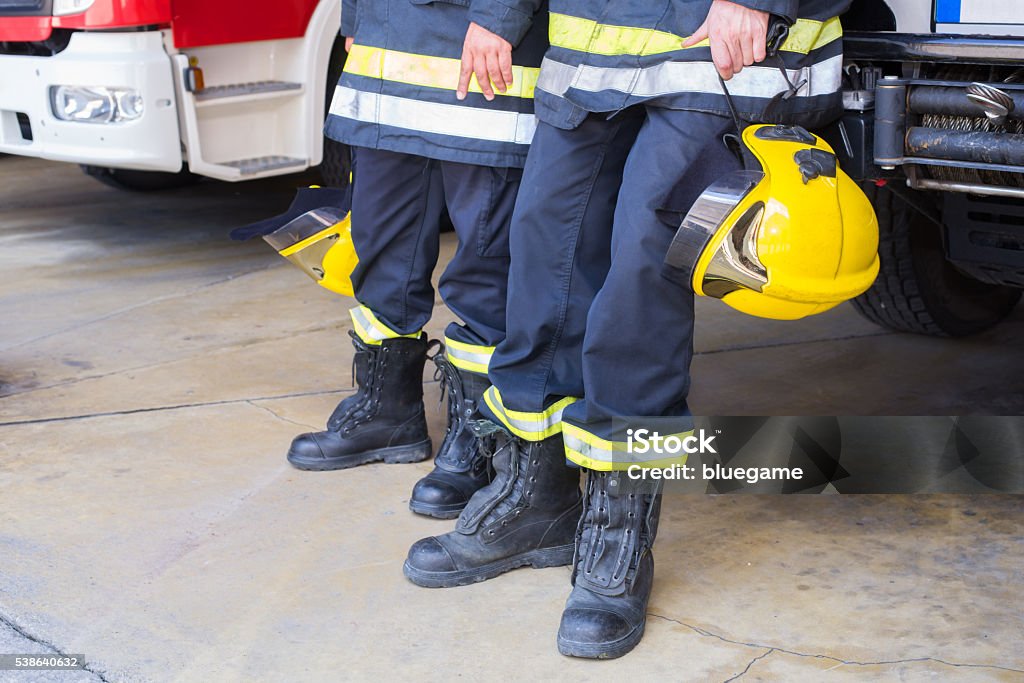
[
  {"xmin": 326, "ymin": 0, "xmax": 548, "ymax": 168},
  {"xmin": 534, "ymin": 0, "xmax": 851, "ymax": 129}
]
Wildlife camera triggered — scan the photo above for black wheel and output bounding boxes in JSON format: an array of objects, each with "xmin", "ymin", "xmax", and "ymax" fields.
[
  {"xmin": 319, "ymin": 37, "xmax": 351, "ymax": 188},
  {"xmin": 81, "ymin": 165, "xmax": 201, "ymax": 192},
  {"xmin": 852, "ymin": 183, "xmax": 1022, "ymax": 336}
]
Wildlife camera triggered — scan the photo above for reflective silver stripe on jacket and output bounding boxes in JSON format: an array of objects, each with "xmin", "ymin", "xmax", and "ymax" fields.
[
  {"xmin": 536, "ymin": 55, "xmax": 843, "ymax": 100},
  {"xmin": 330, "ymin": 86, "xmax": 537, "ymax": 145}
]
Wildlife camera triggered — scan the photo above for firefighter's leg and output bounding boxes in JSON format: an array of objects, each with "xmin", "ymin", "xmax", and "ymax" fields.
[
  {"xmin": 403, "ymin": 113, "xmax": 642, "ymax": 586},
  {"xmin": 556, "ymin": 109, "xmax": 739, "ymax": 659},
  {"xmin": 287, "ymin": 147, "xmax": 446, "ymax": 471},
  {"xmin": 408, "ymin": 162, "xmax": 519, "ymax": 518}
]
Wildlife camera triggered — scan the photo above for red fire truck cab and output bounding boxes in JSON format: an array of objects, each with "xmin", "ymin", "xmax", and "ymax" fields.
[{"xmin": 0, "ymin": 0, "xmax": 345, "ymax": 189}]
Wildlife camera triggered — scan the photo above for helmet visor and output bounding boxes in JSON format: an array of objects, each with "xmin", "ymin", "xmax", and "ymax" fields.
[
  {"xmin": 663, "ymin": 170, "xmax": 768, "ymax": 298},
  {"xmin": 264, "ymin": 207, "xmax": 349, "ymax": 283}
]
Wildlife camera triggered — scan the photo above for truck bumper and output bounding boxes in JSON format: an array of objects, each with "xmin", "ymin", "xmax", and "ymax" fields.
[{"xmin": 0, "ymin": 30, "xmax": 183, "ymax": 172}]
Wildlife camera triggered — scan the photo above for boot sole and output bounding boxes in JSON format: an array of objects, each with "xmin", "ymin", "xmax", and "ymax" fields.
[
  {"xmin": 287, "ymin": 439, "xmax": 432, "ymax": 471},
  {"xmin": 402, "ymin": 544, "xmax": 574, "ymax": 588},
  {"xmin": 407, "ymin": 500, "xmax": 465, "ymax": 520},
  {"xmin": 557, "ymin": 622, "xmax": 646, "ymax": 660}
]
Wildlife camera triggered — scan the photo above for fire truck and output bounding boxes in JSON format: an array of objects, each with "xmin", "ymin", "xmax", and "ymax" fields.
[
  {"xmin": 0, "ymin": 0, "xmax": 346, "ymax": 189},
  {"xmin": 1, "ymin": 0, "xmax": 1022, "ymax": 337},
  {"xmin": 824, "ymin": 0, "xmax": 1024, "ymax": 336}
]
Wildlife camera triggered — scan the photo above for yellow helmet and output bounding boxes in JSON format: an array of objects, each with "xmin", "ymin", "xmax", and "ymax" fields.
[
  {"xmin": 664, "ymin": 124, "xmax": 880, "ymax": 320},
  {"xmin": 263, "ymin": 207, "xmax": 358, "ymax": 297}
]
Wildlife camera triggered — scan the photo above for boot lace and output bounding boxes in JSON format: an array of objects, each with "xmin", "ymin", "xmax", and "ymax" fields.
[
  {"xmin": 327, "ymin": 331, "xmax": 377, "ymax": 432},
  {"xmin": 432, "ymin": 348, "xmax": 469, "ymax": 468},
  {"xmin": 571, "ymin": 472, "xmax": 655, "ymax": 592},
  {"xmin": 341, "ymin": 332, "xmax": 389, "ymax": 434},
  {"xmin": 455, "ymin": 425, "xmax": 524, "ymax": 534}
]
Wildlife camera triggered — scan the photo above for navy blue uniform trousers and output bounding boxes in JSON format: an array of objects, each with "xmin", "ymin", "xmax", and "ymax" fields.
[
  {"xmin": 349, "ymin": 146, "xmax": 519, "ymax": 349},
  {"xmin": 483, "ymin": 107, "xmax": 740, "ymax": 464}
]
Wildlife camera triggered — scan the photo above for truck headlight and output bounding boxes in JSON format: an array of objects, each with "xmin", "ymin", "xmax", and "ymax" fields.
[
  {"xmin": 50, "ymin": 86, "xmax": 144, "ymax": 124},
  {"xmin": 53, "ymin": 0, "xmax": 96, "ymax": 16}
]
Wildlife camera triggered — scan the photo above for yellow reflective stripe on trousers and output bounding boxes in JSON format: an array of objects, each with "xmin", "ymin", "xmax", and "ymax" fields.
[
  {"xmin": 562, "ymin": 423, "xmax": 694, "ymax": 472},
  {"xmin": 483, "ymin": 386, "xmax": 576, "ymax": 441},
  {"xmin": 444, "ymin": 337, "xmax": 494, "ymax": 375},
  {"xmin": 330, "ymin": 86, "xmax": 537, "ymax": 145},
  {"xmin": 349, "ymin": 305, "xmax": 420, "ymax": 345},
  {"xmin": 549, "ymin": 13, "xmax": 841, "ymax": 57},
  {"xmin": 536, "ymin": 54, "xmax": 842, "ymax": 99},
  {"xmin": 345, "ymin": 44, "xmax": 540, "ymax": 99}
]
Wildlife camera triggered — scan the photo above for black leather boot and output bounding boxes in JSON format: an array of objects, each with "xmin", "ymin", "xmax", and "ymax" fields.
[
  {"xmin": 287, "ymin": 334, "xmax": 432, "ymax": 471},
  {"xmin": 408, "ymin": 351, "xmax": 494, "ymax": 519},
  {"xmin": 403, "ymin": 429, "xmax": 582, "ymax": 587},
  {"xmin": 557, "ymin": 471, "xmax": 662, "ymax": 659}
]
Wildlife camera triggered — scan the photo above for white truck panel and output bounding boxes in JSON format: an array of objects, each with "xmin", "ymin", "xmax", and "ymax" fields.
[{"xmin": 0, "ymin": 30, "xmax": 183, "ymax": 172}]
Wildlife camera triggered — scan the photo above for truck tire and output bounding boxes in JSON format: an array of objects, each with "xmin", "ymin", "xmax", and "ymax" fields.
[
  {"xmin": 852, "ymin": 183, "xmax": 1021, "ymax": 337},
  {"xmin": 81, "ymin": 165, "xmax": 201, "ymax": 192},
  {"xmin": 319, "ymin": 37, "xmax": 351, "ymax": 188}
]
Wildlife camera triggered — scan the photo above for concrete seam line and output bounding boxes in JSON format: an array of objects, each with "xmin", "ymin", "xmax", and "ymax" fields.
[
  {"xmin": 694, "ymin": 331, "xmax": 894, "ymax": 357},
  {"xmin": 244, "ymin": 400, "xmax": 320, "ymax": 432},
  {"xmin": 0, "ymin": 610, "xmax": 110, "ymax": 683},
  {"xmin": 0, "ymin": 373, "xmax": 443, "ymax": 428},
  {"xmin": 0, "ymin": 320, "xmax": 341, "ymax": 402},
  {"xmin": 723, "ymin": 648, "xmax": 775, "ymax": 682},
  {"xmin": 647, "ymin": 612, "xmax": 1024, "ymax": 674},
  {"xmin": 0, "ymin": 368, "xmax": 448, "ymax": 428},
  {"xmin": 0, "ymin": 263, "xmax": 281, "ymax": 355},
  {"xmin": 0, "ymin": 391, "xmax": 342, "ymax": 428}
]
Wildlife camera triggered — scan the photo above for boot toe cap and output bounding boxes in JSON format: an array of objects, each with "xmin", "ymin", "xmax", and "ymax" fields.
[
  {"xmin": 411, "ymin": 475, "xmax": 467, "ymax": 507},
  {"xmin": 558, "ymin": 607, "xmax": 634, "ymax": 647},
  {"xmin": 405, "ymin": 537, "xmax": 458, "ymax": 573},
  {"xmin": 287, "ymin": 433, "xmax": 327, "ymax": 466}
]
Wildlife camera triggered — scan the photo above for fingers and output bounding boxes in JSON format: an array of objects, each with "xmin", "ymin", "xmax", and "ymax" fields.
[
  {"xmin": 474, "ymin": 54, "xmax": 494, "ymax": 100},
  {"xmin": 726, "ymin": 36, "xmax": 744, "ymax": 78},
  {"xmin": 681, "ymin": 21, "xmax": 709, "ymax": 48},
  {"xmin": 456, "ymin": 22, "xmax": 514, "ymax": 101},
  {"xmin": 486, "ymin": 53, "xmax": 507, "ymax": 94},
  {"xmin": 457, "ymin": 50, "xmax": 474, "ymax": 100},
  {"xmin": 498, "ymin": 49, "xmax": 514, "ymax": 90},
  {"xmin": 752, "ymin": 30, "xmax": 767, "ymax": 63},
  {"xmin": 344, "ymin": 36, "xmax": 354, "ymax": 53},
  {"xmin": 739, "ymin": 31, "xmax": 755, "ymax": 70},
  {"xmin": 712, "ymin": 43, "xmax": 734, "ymax": 80}
]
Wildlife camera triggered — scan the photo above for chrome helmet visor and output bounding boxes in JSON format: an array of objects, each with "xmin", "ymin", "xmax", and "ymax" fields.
[
  {"xmin": 664, "ymin": 170, "xmax": 767, "ymax": 297},
  {"xmin": 263, "ymin": 207, "xmax": 348, "ymax": 283}
]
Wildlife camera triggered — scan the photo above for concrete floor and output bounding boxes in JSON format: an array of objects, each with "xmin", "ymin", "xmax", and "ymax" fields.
[{"xmin": 1, "ymin": 155, "xmax": 1022, "ymax": 682}]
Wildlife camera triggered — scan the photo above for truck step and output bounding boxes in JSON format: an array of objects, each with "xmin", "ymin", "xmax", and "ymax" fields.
[
  {"xmin": 221, "ymin": 155, "xmax": 306, "ymax": 176},
  {"xmin": 194, "ymin": 81, "xmax": 302, "ymax": 103}
]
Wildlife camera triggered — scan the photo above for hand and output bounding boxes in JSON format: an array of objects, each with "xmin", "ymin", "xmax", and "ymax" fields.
[
  {"xmin": 458, "ymin": 22, "xmax": 513, "ymax": 101},
  {"xmin": 682, "ymin": 0, "xmax": 770, "ymax": 80},
  {"xmin": 345, "ymin": 36, "xmax": 354, "ymax": 52}
]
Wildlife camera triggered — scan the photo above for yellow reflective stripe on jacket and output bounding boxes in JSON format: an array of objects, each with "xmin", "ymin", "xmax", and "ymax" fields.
[
  {"xmin": 483, "ymin": 387, "xmax": 576, "ymax": 441},
  {"xmin": 345, "ymin": 44, "xmax": 540, "ymax": 99},
  {"xmin": 549, "ymin": 13, "xmax": 842, "ymax": 57},
  {"xmin": 562, "ymin": 423, "xmax": 694, "ymax": 471},
  {"xmin": 331, "ymin": 87, "xmax": 537, "ymax": 145},
  {"xmin": 349, "ymin": 305, "xmax": 420, "ymax": 345},
  {"xmin": 444, "ymin": 337, "xmax": 495, "ymax": 375}
]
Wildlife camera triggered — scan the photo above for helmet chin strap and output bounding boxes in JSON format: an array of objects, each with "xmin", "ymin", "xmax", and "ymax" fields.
[
  {"xmin": 716, "ymin": 13, "xmax": 804, "ymax": 167},
  {"xmin": 717, "ymin": 73, "xmax": 748, "ymax": 169}
]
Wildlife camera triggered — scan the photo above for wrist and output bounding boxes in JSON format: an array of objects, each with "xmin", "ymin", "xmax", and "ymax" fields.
[
  {"xmin": 723, "ymin": 0, "xmax": 797, "ymax": 23},
  {"xmin": 468, "ymin": 3, "xmax": 530, "ymax": 46}
]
